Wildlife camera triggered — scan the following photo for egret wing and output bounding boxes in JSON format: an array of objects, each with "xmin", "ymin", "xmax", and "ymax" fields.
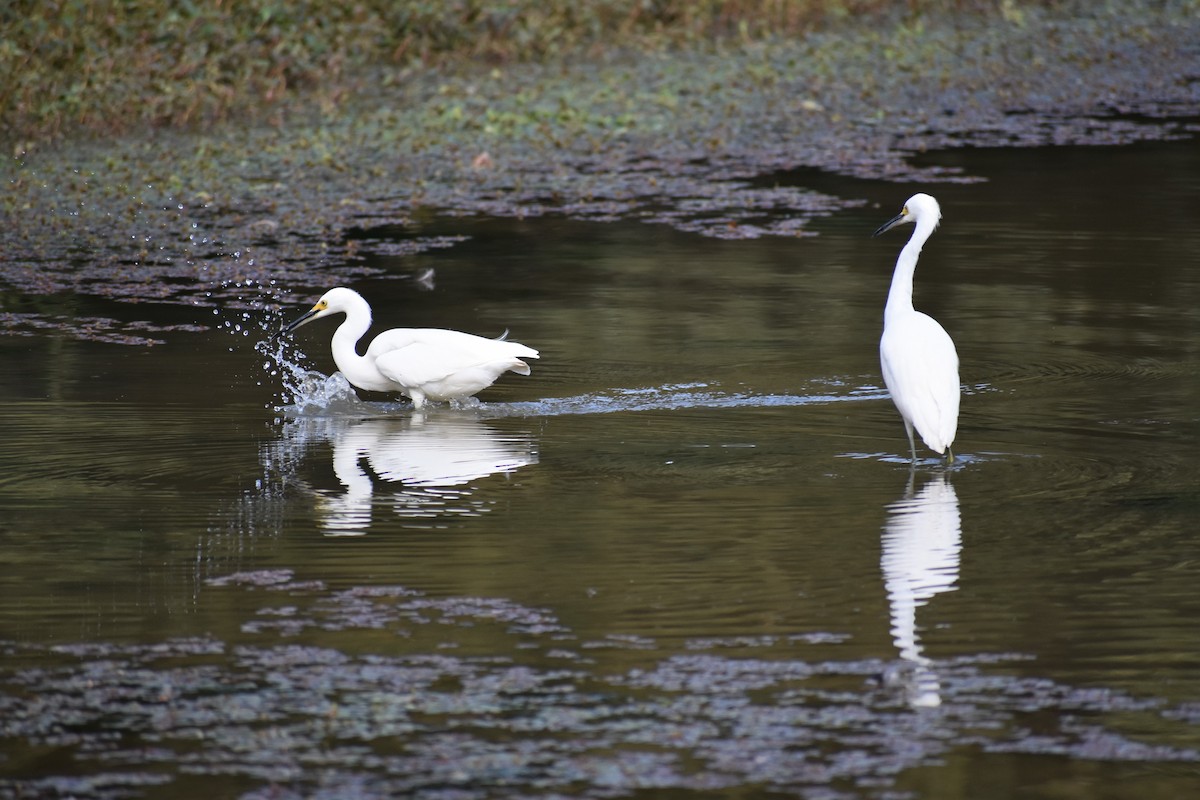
[
  {"xmin": 368, "ymin": 327, "xmax": 538, "ymax": 398},
  {"xmin": 880, "ymin": 314, "xmax": 960, "ymax": 453},
  {"xmin": 374, "ymin": 340, "xmax": 470, "ymax": 388}
]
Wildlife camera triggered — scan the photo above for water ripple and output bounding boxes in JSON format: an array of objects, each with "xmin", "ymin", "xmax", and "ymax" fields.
[{"xmin": 278, "ymin": 373, "xmax": 891, "ymax": 420}]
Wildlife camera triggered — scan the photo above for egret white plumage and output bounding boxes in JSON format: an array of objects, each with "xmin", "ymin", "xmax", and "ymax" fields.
[
  {"xmin": 874, "ymin": 194, "xmax": 960, "ymax": 463},
  {"xmin": 282, "ymin": 287, "xmax": 539, "ymax": 410}
]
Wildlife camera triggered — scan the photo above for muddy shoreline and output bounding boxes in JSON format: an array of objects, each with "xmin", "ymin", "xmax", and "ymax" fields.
[{"xmin": 1, "ymin": 3, "xmax": 1197, "ymax": 341}]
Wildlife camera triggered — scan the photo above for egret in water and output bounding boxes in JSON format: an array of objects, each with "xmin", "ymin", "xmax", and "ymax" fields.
[
  {"xmin": 873, "ymin": 193, "xmax": 959, "ymax": 463},
  {"xmin": 282, "ymin": 287, "xmax": 539, "ymax": 410}
]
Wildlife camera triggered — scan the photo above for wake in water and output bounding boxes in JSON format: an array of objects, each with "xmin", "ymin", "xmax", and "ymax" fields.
[
  {"xmin": 242, "ymin": 310, "xmax": 996, "ymax": 467},
  {"xmin": 228, "ymin": 285, "xmax": 892, "ymax": 420},
  {"xmin": 490, "ymin": 381, "xmax": 889, "ymax": 418},
  {"xmin": 267, "ymin": 365, "xmax": 890, "ymax": 420}
]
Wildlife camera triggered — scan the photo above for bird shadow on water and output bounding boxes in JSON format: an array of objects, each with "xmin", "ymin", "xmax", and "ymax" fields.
[
  {"xmin": 878, "ymin": 470, "xmax": 962, "ymax": 709},
  {"xmin": 270, "ymin": 411, "xmax": 539, "ymax": 536},
  {"xmin": 260, "ymin": 368, "xmax": 898, "ymax": 534}
]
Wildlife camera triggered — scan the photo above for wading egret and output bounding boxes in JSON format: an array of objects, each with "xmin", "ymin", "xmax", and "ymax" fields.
[
  {"xmin": 282, "ymin": 287, "xmax": 539, "ymax": 410},
  {"xmin": 873, "ymin": 194, "xmax": 959, "ymax": 463}
]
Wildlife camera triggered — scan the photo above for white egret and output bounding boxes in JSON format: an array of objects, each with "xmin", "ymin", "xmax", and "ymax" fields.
[
  {"xmin": 873, "ymin": 193, "xmax": 959, "ymax": 463},
  {"xmin": 282, "ymin": 287, "xmax": 539, "ymax": 410}
]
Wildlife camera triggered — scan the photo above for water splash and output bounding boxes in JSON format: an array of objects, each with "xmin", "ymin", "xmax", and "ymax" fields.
[
  {"xmin": 285, "ymin": 371, "xmax": 365, "ymax": 415},
  {"xmin": 206, "ymin": 275, "xmax": 361, "ymax": 411}
]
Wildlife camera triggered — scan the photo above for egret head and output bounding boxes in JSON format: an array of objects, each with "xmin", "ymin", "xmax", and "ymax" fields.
[
  {"xmin": 282, "ymin": 287, "xmax": 361, "ymax": 333},
  {"xmin": 873, "ymin": 193, "xmax": 941, "ymax": 237}
]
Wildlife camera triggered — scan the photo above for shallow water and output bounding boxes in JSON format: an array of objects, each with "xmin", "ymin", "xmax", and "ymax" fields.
[{"xmin": 2, "ymin": 137, "xmax": 1199, "ymax": 799}]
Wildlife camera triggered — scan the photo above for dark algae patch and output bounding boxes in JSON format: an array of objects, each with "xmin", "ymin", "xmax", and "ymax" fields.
[
  {"xmin": 2, "ymin": 2, "xmax": 1198, "ymax": 341},
  {"xmin": 2, "ymin": 577, "xmax": 1198, "ymax": 799}
]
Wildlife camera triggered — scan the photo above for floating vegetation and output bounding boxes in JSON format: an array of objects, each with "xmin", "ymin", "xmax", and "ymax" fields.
[{"xmin": 2, "ymin": 576, "xmax": 1198, "ymax": 799}]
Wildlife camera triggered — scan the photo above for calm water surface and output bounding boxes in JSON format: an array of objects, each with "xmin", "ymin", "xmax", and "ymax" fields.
[{"xmin": 1, "ymin": 138, "xmax": 1199, "ymax": 799}]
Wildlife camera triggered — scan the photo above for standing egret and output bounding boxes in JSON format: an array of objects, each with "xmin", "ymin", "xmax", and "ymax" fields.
[
  {"xmin": 282, "ymin": 287, "xmax": 539, "ymax": 410},
  {"xmin": 873, "ymin": 194, "xmax": 959, "ymax": 463}
]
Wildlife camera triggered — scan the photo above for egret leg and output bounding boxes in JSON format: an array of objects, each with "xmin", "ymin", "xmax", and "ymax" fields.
[
  {"xmin": 409, "ymin": 390, "xmax": 426, "ymax": 411},
  {"xmin": 944, "ymin": 447, "xmax": 955, "ymax": 465},
  {"xmin": 904, "ymin": 420, "xmax": 917, "ymax": 463}
]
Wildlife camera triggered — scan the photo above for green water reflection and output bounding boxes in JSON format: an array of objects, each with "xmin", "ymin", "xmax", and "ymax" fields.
[{"xmin": 1, "ymin": 138, "xmax": 1199, "ymax": 798}]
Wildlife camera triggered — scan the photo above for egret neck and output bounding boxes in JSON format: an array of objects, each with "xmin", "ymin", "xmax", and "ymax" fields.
[
  {"xmin": 884, "ymin": 212, "xmax": 939, "ymax": 327},
  {"xmin": 326, "ymin": 293, "xmax": 389, "ymax": 392}
]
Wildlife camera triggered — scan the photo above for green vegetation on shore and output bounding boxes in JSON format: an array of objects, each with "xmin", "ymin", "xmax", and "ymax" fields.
[
  {"xmin": 3, "ymin": 0, "xmax": 1060, "ymax": 145},
  {"xmin": 0, "ymin": 0, "xmax": 1196, "ymax": 331}
]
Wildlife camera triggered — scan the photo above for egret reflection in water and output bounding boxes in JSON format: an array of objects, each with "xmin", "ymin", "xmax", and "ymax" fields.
[
  {"xmin": 881, "ymin": 471, "xmax": 962, "ymax": 707},
  {"xmin": 275, "ymin": 413, "xmax": 538, "ymax": 535}
]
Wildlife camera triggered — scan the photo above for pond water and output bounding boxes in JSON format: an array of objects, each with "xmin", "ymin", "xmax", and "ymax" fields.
[{"xmin": 1, "ymin": 136, "xmax": 1199, "ymax": 799}]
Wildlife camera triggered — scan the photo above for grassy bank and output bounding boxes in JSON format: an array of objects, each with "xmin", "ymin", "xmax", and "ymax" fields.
[
  {"xmin": 0, "ymin": 0, "xmax": 1196, "ymax": 341},
  {"xmin": 3, "ymin": 0, "xmax": 1057, "ymax": 145}
]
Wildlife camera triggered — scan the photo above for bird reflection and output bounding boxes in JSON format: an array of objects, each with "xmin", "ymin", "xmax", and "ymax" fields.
[
  {"xmin": 881, "ymin": 471, "xmax": 961, "ymax": 708},
  {"xmin": 297, "ymin": 414, "xmax": 537, "ymax": 535}
]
